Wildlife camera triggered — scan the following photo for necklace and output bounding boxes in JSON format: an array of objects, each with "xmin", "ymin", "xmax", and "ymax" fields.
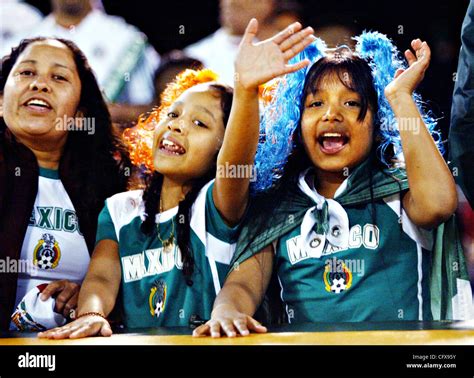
[{"xmin": 156, "ymin": 197, "xmax": 175, "ymax": 250}]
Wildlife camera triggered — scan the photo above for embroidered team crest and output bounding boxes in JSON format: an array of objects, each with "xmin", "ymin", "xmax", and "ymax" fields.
[
  {"xmin": 33, "ymin": 234, "xmax": 61, "ymax": 270},
  {"xmin": 324, "ymin": 259, "xmax": 353, "ymax": 294},
  {"xmin": 149, "ymin": 279, "xmax": 167, "ymax": 318}
]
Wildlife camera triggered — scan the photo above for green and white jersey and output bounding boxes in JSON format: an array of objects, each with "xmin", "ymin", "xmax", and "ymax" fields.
[
  {"xmin": 275, "ymin": 169, "xmax": 433, "ymax": 323},
  {"xmin": 96, "ymin": 180, "xmax": 239, "ymax": 328},
  {"xmin": 11, "ymin": 168, "xmax": 90, "ymax": 330}
]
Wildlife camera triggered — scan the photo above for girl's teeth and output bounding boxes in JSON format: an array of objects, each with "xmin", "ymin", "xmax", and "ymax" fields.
[{"xmin": 161, "ymin": 139, "xmax": 184, "ymax": 154}]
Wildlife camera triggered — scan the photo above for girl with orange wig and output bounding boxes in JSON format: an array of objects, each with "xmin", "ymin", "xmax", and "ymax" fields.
[{"xmin": 39, "ymin": 19, "xmax": 315, "ymax": 338}]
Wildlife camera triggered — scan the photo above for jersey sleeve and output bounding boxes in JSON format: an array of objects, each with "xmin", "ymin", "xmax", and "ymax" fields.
[
  {"xmin": 205, "ymin": 182, "xmax": 241, "ymax": 244},
  {"xmin": 95, "ymin": 202, "xmax": 118, "ymax": 244}
]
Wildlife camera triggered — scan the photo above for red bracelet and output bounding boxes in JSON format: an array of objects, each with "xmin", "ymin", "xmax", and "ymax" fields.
[{"xmin": 76, "ymin": 311, "xmax": 107, "ymax": 320}]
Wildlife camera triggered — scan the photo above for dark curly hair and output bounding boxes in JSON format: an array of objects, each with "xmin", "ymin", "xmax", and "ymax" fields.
[{"xmin": 0, "ymin": 37, "xmax": 131, "ymax": 240}]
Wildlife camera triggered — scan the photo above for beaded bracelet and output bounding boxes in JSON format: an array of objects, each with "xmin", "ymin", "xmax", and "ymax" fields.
[{"xmin": 76, "ymin": 311, "xmax": 107, "ymax": 320}]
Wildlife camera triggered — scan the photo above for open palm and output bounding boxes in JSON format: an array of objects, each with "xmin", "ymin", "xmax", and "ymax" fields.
[
  {"xmin": 235, "ymin": 19, "xmax": 314, "ymax": 90},
  {"xmin": 385, "ymin": 39, "xmax": 431, "ymax": 98}
]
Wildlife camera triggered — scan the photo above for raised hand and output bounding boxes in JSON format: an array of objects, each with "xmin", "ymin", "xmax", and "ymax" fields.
[
  {"xmin": 235, "ymin": 19, "xmax": 315, "ymax": 90},
  {"xmin": 385, "ymin": 39, "xmax": 431, "ymax": 98}
]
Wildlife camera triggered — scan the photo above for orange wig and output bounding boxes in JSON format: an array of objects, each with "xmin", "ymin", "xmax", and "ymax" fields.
[{"xmin": 122, "ymin": 69, "xmax": 220, "ymax": 171}]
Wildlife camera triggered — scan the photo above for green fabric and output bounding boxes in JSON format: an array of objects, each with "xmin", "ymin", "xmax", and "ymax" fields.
[
  {"xmin": 103, "ymin": 37, "xmax": 147, "ymax": 102},
  {"xmin": 231, "ymin": 158, "xmax": 471, "ymax": 320},
  {"xmin": 38, "ymin": 167, "xmax": 59, "ymax": 180},
  {"xmin": 95, "ymin": 183, "xmax": 238, "ymax": 328},
  {"xmin": 430, "ymin": 215, "xmax": 471, "ymax": 320},
  {"xmin": 231, "ymin": 158, "xmax": 409, "ymax": 270},
  {"xmin": 273, "ymin": 205, "xmax": 432, "ymax": 322}
]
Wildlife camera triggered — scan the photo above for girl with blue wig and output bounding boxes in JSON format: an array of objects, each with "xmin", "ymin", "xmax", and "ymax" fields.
[{"xmin": 194, "ymin": 26, "xmax": 474, "ymax": 337}]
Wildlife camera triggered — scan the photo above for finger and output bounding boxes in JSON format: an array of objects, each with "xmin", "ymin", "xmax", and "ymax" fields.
[
  {"xmin": 55, "ymin": 282, "xmax": 79, "ymax": 314},
  {"xmin": 279, "ymin": 26, "xmax": 314, "ymax": 53},
  {"xmin": 192, "ymin": 324, "xmax": 210, "ymax": 337},
  {"xmin": 40, "ymin": 325, "xmax": 76, "ymax": 340},
  {"xmin": 100, "ymin": 321, "xmax": 113, "ymax": 337},
  {"xmin": 404, "ymin": 49, "xmax": 417, "ymax": 66},
  {"xmin": 241, "ymin": 18, "xmax": 259, "ymax": 45},
  {"xmin": 283, "ymin": 35, "xmax": 316, "ymax": 61},
  {"xmin": 220, "ymin": 320, "xmax": 237, "ymax": 338},
  {"xmin": 247, "ymin": 317, "xmax": 268, "ymax": 334},
  {"xmin": 411, "ymin": 38, "xmax": 422, "ymax": 51},
  {"xmin": 55, "ymin": 282, "xmax": 78, "ymax": 306},
  {"xmin": 283, "ymin": 58, "xmax": 311, "ymax": 75},
  {"xmin": 271, "ymin": 22, "xmax": 303, "ymax": 45},
  {"xmin": 209, "ymin": 322, "xmax": 222, "ymax": 338},
  {"xmin": 62, "ymin": 292, "xmax": 79, "ymax": 318},
  {"xmin": 50, "ymin": 327, "xmax": 76, "ymax": 339},
  {"xmin": 69, "ymin": 324, "xmax": 100, "ymax": 339},
  {"xmin": 38, "ymin": 326, "xmax": 64, "ymax": 339},
  {"xmin": 418, "ymin": 41, "xmax": 431, "ymax": 63},
  {"xmin": 394, "ymin": 68, "xmax": 405, "ymax": 79},
  {"xmin": 233, "ymin": 319, "xmax": 250, "ymax": 336},
  {"xmin": 40, "ymin": 281, "xmax": 65, "ymax": 301}
]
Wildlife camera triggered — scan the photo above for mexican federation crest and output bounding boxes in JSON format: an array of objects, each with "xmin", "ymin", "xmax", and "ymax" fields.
[
  {"xmin": 149, "ymin": 279, "xmax": 167, "ymax": 318},
  {"xmin": 324, "ymin": 259, "xmax": 353, "ymax": 294},
  {"xmin": 33, "ymin": 234, "xmax": 61, "ymax": 270}
]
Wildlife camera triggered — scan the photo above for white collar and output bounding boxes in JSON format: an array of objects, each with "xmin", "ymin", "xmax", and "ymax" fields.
[
  {"xmin": 297, "ymin": 168, "xmax": 350, "ymax": 258},
  {"xmin": 298, "ymin": 168, "xmax": 350, "ymax": 201},
  {"xmin": 154, "ymin": 206, "xmax": 178, "ymax": 224}
]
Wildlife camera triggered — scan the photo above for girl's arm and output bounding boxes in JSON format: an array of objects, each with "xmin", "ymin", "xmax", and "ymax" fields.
[
  {"xmin": 385, "ymin": 39, "xmax": 457, "ymax": 228},
  {"xmin": 213, "ymin": 19, "xmax": 314, "ymax": 225},
  {"xmin": 193, "ymin": 244, "xmax": 274, "ymax": 338},
  {"xmin": 38, "ymin": 240, "xmax": 121, "ymax": 339}
]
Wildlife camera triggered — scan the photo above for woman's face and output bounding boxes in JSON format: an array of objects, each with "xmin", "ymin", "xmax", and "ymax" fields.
[
  {"xmin": 3, "ymin": 40, "xmax": 81, "ymax": 145},
  {"xmin": 300, "ymin": 72, "xmax": 374, "ymax": 174},
  {"xmin": 152, "ymin": 83, "xmax": 225, "ymax": 182}
]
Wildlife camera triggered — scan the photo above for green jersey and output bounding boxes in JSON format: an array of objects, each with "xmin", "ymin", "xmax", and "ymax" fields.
[
  {"xmin": 231, "ymin": 159, "xmax": 473, "ymax": 322},
  {"xmin": 96, "ymin": 181, "xmax": 239, "ymax": 328},
  {"xmin": 276, "ymin": 169, "xmax": 433, "ymax": 323},
  {"xmin": 275, "ymin": 171, "xmax": 434, "ymax": 323}
]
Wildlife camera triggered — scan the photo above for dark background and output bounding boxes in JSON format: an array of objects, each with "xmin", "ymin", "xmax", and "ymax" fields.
[{"xmin": 25, "ymin": 0, "xmax": 471, "ymax": 145}]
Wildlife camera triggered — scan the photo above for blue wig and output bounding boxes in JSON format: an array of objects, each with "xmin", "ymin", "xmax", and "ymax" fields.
[
  {"xmin": 253, "ymin": 38, "xmax": 326, "ymax": 192},
  {"xmin": 354, "ymin": 31, "xmax": 442, "ymax": 167},
  {"xmin": 251, "ymin": 31, "xmax": 442, "ymax": 194}
]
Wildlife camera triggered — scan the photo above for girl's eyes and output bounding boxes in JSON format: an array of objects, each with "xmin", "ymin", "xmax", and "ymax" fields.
[
  {"xmin": 308, "ymin": 100, "xmax": 361, "ymax": 108},
  {"xmin": 193, "ymin": 119, "xmax": 208, "ymax": 128},
  {"xmin": 345, "ymin": 100, "xmax": 361, "ymax": 107},
  {"xmin": 165, "ymin": 111, "xmax": 208, "ymax": 128}
]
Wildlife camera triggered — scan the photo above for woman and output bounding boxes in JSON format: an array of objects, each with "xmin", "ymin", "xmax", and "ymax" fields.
[{"xmin": 0, "ymin": 37, "xmax": 130, "ymax": 331}]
